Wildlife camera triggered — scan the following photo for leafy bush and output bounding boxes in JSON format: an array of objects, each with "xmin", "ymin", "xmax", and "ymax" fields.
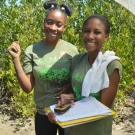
[{"xmin": 0, "ymin": 0, "xmax": 135, "ymax": 120}]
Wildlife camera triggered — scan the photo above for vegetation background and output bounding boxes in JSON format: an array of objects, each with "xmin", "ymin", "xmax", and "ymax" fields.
[{"xmin": 0, "ymin": 0, "xmax": 135, "ymax": 120}]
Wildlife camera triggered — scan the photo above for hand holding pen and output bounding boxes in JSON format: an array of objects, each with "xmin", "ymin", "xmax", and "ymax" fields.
[
  {"xmin": 56, "ymin": 93, "xmax": 75, "ymax": 106},
  {"xmin": 53, "ymin": 96, "xmax": 76, "ymax": 100}
]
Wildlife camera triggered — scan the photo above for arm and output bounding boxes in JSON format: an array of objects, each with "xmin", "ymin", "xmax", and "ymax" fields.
[
  {"xmin": 100, "ymin": 69, "xmax": 120, "ymax": 108},
  {"xmin": 8, "ymin": 42, "xmax": 34, "ymax": 93}
]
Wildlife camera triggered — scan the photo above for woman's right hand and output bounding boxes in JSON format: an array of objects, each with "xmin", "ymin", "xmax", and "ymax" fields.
[
  {"xmin": 8, "ymin": 41, "xmax": 21, "ymax": 59},
  {"xmin": 58, "ymin": 93, "xmax": 75, "ymax": 106}
]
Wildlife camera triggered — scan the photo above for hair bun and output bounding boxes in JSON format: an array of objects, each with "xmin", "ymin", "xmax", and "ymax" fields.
[
  {"xmin": 43, "ymin": 0, "xmax": 58, "ymax": 10},
  {"xmin": 60, "ymin": 3, "xmax": 73, "ymax": 16}
]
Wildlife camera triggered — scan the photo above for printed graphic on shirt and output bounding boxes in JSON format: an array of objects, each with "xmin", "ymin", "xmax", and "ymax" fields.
[
  {"xmin": 72, "ymin": 73, "xmax": 84, "ymax": 82},
  {"xmin": 35, "ymin": 53, "xmax": 71, "ymax": 91},
  {"xmin": 72, "ymin": 73, "xmax": 100, "ymax": 101},
  {"xmin": 36, "ymin": 66, "xmax": 70, "ymax": 84},
  {"xmin": 35, "ymin": 56, "xmax": 69, "ymax": 64},
  {"xmin": 73, "ymin": 84, "xmax": 84, "ymax": 100},
  {"xmin": 60, "ymin": 51, "xmax": 67, "ymax": 56}
]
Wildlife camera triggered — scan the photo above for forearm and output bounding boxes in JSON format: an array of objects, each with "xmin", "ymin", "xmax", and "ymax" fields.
[{"xmin": 13, "ymin": 58, "xmax": 34, "ymax": 93}]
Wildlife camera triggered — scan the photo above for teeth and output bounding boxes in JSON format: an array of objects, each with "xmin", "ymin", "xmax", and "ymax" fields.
[
  {"xmin": 49, "ymin": 32, "xmax": 55, "ymax": 35},
  {"xmin": 86, "ymin": 42, "xmax": 95, "ymax": 45},
  {"xmin": 48, "ymin": 31, "xmax": 56, "ymax": 36}
]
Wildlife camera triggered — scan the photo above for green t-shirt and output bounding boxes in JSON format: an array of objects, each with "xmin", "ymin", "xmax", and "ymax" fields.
[
  {"xmin": 23, "ymin": 40, "xmax": 78, "ymax": 115},
  {"xmin": 65, "ymin": 52, "xmax": 122, "ymax": 135}
]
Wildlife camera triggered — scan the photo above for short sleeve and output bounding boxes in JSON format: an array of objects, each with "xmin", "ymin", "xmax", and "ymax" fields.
[
  {"xmin": 23, "ymin": 46, "xmax": 33, "ymax": 73},
  {"xmin": 74, "ymin": 47, "xmax": 79, "ymax": 56},
  {"xmin": 107, "ymin": 60, "xmax": 122, "ymax": 80}
]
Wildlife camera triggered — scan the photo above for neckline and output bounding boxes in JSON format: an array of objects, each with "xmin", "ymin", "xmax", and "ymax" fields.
[{"xmin": 41, "ymin": 39, "xmax": 64, "ymax": 48}]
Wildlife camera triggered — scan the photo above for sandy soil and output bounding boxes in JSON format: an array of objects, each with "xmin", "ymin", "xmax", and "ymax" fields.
[
  {"xmin": 112, "ymin": 98, "xmax": 135, "ymax": 135},
  {"xmin": 0, "ymin": 112, "xmax": 35, "ymax": 135},
  {"xmin": 0, "ymin": 98, "xmax": 135, "ymax": 135}
]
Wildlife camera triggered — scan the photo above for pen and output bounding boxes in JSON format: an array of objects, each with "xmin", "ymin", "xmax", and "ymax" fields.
[{"xmin": 53, "ymin": 96, "xmax": 76, "ymax": 100}]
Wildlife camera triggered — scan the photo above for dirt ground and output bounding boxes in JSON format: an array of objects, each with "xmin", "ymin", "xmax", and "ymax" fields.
[
  {"xmin": 112, "ymin": 98, "xmax": 135, "ymax": 135},
  {"xmin": 0, "ymin": 98, "xmax": 135, "ymax": 135}
]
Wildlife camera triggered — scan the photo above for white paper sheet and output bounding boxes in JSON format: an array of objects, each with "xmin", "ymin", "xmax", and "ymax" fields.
[{"xmin": 50, "ymin": 96, "xmax": 111, "ymax": 122}]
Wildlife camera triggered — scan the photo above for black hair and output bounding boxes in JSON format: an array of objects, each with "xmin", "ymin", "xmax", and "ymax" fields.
[
  {"xmin": 43, "ymin": 0, "xmax": 73, "ymax": 17},
  {"xmin": 43, "ymin": 0, "xmax": 58, "ymax": 10},
  {"xmin": 82, "ymin": 14, "xmax": 110, "ymax": 34}
]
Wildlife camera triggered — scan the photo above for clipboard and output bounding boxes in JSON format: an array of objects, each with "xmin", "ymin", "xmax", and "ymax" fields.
[
  {"xmin": 45, "ymin": 107, "xmax": 115, "ymax": 128},
  {"xmin": 44, "ymin": 96, "xmax": 116, "ymax": 128}
]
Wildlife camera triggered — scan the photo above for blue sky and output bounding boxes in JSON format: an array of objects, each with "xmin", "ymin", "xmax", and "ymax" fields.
[{"xmin": 6, "ymin": 0, "xmax": 44, "ymax": 5}]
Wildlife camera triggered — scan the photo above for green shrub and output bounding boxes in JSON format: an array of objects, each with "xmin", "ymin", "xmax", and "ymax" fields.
[{"xmin": 0, "ymin": 0, "xmax": 135, "ymax": 120}]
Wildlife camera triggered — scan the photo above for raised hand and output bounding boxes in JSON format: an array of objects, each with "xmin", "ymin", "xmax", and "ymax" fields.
[{"xmin": 8, "ymin": 41, "xmax": 21, "ymax": 59}]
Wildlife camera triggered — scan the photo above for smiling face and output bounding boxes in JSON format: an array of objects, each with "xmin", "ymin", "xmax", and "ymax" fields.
[
  {"xmin": 82, "ymin": 18, "xmax": 109, "ymax": 54},
  {"xmin": 44, "ymin": 10, "xmax": 66, "ymax": 44}
]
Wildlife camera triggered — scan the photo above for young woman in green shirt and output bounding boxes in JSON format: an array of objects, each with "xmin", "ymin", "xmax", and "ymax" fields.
[
  {"xmin": 47, "ymin": 14, "xmax": 122, "ymax": 135},
  {"xmin": 7, "ymin": 0, "xmax": 78, "ymax": 135}
]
